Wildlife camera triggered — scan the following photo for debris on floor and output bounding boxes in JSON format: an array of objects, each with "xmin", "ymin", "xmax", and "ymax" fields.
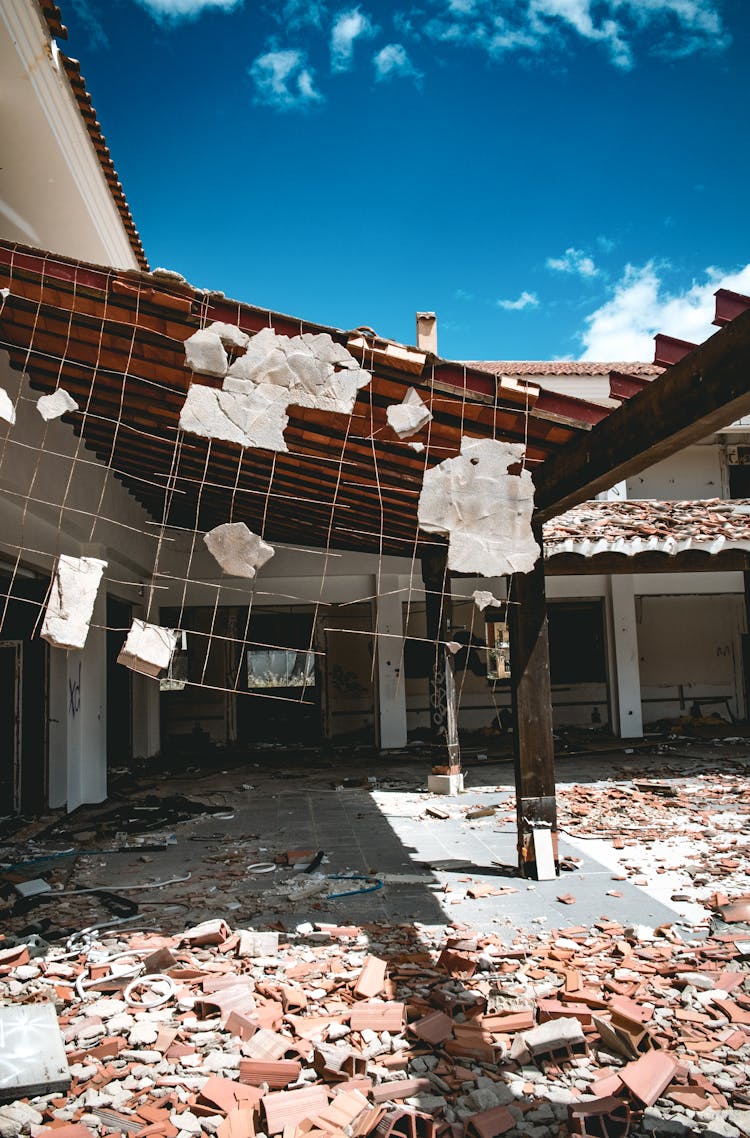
[{"xmin": 0, "ymin": 916, "xmax": 749, "ymax": 1137}]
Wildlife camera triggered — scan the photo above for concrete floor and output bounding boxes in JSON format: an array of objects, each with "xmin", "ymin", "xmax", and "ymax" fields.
[{"xmin": 8, "ymin": 740, "xmax": 746, "ymax": 943}]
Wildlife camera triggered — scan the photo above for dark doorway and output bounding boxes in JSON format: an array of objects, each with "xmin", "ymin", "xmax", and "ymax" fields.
[
  {"xmin": 0, "ymin": 574, "xmax": 49, "ymax": 814},
  {"xmin": 0, "ymin": 642, "xmax": 20, "ymax": 816},
  {"xmin": 237, "ymin": 611, "xmax": 321, "ymax": 745},
  {"xmin": 107, "ymin": 596, "xmax": 132, "ymax": 764}
]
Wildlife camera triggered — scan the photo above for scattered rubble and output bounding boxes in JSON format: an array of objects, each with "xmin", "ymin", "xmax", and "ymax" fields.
[{"xmin": 0, "ymin": 912, "xmax": 748, "ymax": 1138}]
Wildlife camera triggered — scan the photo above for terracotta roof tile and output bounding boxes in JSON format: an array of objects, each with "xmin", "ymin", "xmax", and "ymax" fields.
[
  {"xmin": 544, "ymin": 498, "xmax": 750, "ymax": 557},
  {"xmin": 465, "ymin": 361, "xmax": 663, "ymax": 377}
]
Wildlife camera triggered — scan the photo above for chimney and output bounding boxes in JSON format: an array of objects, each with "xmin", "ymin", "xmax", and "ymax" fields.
[{"xmin": 416, "ymin": 311, "xmax": 437, "ymax": 356}]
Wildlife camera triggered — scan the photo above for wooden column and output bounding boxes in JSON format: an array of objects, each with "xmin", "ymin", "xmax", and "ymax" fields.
[
  {"xmin": 509, "ymin": 529, "xmax": 557, "ymax": 877},
  {"xmin": 421, "ymin": 547, "xmax": 460, "ymax": 769}
]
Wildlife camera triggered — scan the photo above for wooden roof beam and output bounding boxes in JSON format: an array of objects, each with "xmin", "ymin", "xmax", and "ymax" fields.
[{"xmin": 534, "ymin": 305, "xmax": 750, "ymax": 523}]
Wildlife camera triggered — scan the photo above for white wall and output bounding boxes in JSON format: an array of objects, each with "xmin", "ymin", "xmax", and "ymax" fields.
[
  {"xmin": 0, "ymin": 357, "xmax": 161, "ymax": 807},
  {"xmin": 626, "ymin": 443, "xmax": 724, "ymax": 500}
]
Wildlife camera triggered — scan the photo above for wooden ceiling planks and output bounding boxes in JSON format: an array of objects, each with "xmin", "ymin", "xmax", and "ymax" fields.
[{"xmin": 0, "ymin": 241, "xmax": 608, "ymax": 556}]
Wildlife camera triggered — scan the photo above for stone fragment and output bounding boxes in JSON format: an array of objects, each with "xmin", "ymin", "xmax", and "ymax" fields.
[
  {"xmin": 204, "ymin": 522, "xmax": 275, "ymax": 579},
  {"xmin": 36, "ymin": 388, "xmax": 79, "ymax": 420},
  {"xmin": 472, "ymin": 589, "xmax": 502, "ymax": 611},
  {"xmin": 41, "ymin": 555, "xmax": 107, "ymax": 651}
]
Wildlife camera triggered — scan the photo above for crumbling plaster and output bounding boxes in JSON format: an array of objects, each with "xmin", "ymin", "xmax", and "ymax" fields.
[
  {"xmin": 418, "ymin": 437, "xmax": 540, "ymax": 577},
  {"xmin": 180, "ymin": 324, "xmax": 371, "ymax": 453}
]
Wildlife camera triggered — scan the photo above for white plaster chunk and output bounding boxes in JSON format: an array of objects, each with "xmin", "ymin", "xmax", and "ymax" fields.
[
  {"xmin": 180, "ymin": 384, "xmax": 290, "ymax": 451},
  {"xmin": 386, "ymin": 388, "xmax": 432, "ymax": 439},
  {"xmin": 0, "ymin": 387, "xmax": 16, "ymax": 425},
  {"xmin": 180, "ymin": 326, "xmax": 371, "ymax": 454},
  {"xmin": 204, "ymin": 321, "xmax": 250, "ymax": 350},
  {"xmin": 417, "ymin": 437, "xmax": 540, "ymax": 577},
  {"xmin": 41, "ymin": 555, "xmax": 107, "ymax": 651},
  {"xmin": 36, "ymin": 388, "xmax": 79, "ymax": 421},
  {"xmin": 184, "ymin": 329, "xmax": 228, "ymax": 379},
  {"xmin": 472, "ymin": 589, "xmax": 502, "ymax": 612},
  {"xmin": 203, "ymin": 522, "xmax": 275, "ymax": 579},
  {"xmin": 117, "ymin": 619, "xmax": 179, "ymax": 679}
]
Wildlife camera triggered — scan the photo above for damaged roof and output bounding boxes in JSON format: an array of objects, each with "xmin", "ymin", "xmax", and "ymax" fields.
[
  {"xmin": 1, "ymin": 243, "xmax": 749, "ymax": 562},
  {"xmin": 0, "ymin": 242, "xmax": 611, "ymax": 557},
  {"xmin": 465, "ymin": 361, "xmax": 663, "ymax": 378},
  {"xmin": 545, "ymin": 498, "xmax": 750, "ymax": 557}
]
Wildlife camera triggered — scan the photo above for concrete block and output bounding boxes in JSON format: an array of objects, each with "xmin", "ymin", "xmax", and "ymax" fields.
[{"xmin": 427, "ymin": 773, "xmax": 464, "ymax": 795}]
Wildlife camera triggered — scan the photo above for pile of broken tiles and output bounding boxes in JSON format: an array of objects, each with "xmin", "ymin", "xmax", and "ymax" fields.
[{"xmin": 1, "ymin": 912, "xmax": 750, "ymax": 1138}]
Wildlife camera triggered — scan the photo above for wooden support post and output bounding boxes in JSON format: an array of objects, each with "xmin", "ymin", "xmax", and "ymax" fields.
[
  {"xmin": 421, "ymin": 547, "xmax": 460, "ymax": 769},
  {"xmin": 509, "ymin": 529, "xmax": 557, "ymax": 878}
]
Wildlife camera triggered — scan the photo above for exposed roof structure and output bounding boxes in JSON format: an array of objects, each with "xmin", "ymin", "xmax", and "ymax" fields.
[
  {"xmin": 0, "ymin": 241, "xmax": 611, "ymax": 558},
  {"xmin": 1, "ymin": 240, "xmax": 750, "ymax": 565}
]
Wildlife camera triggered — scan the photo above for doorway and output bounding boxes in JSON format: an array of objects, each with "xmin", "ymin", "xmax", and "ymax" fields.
[
  {"xmin": 0, "ymin": 642, "xmax": 21, "ymax": 816},
  {"xmin": 106, "ymin": 596, "xmax": 133, "ymax": 765}
]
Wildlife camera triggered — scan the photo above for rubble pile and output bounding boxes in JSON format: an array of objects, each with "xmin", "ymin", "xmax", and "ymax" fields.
[
  {"xmin": 556, "ymin": 769, "xmax": 750, "ymax": 920},
  {"xmin": 1, "ymin": 915, "xmax": 749, "ymax": 1138}
]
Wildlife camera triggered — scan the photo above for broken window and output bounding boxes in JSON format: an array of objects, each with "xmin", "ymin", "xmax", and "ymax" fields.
[{"xmin": 246, "ymin": 647, "xmax": 315, "ymax": 689}]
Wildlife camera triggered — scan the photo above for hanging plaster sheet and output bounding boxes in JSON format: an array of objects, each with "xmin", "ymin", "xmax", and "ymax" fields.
[
  {"xmin": 204, "ymin": 522, "xmax": 275, "ymax": 579},
  {"xmin": 418, "ymin": 437, "xmax": 540, "ymax": 577},
  {"xmin": 41, "ymin": 555, "xmax": 107, "ymax": 651}
]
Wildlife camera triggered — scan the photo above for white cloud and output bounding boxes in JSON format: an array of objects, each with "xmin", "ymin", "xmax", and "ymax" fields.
[
  {"xmin": 580, "ymin": 262, "xmax": 750, "ymax": 361},
  {"xmin": 249, "ymin": 49, "xmax": 324, "ymax": 110},
  {"xmin": 331, "ymin": 7, "xmax": 376, "ymax": 71},
  {"xmin": 546, "ymin": 247, "xmax": 599, "ymax": 278},
  {"xmin": 498, "ymin": 290, "xmax": 539, "ymax": 311},
  {"xmin": 408, "ymin": 0, "xmax": 727, "ymax": 68},
  {"xmin": 132, "ymin": 0, "xmax": 242, "ymax": 20},
  {"xmin": 277, "ymin": 0, "xmax": 327, "ymax": 28},
  {"xmin": 374, "ymin": 42, "xmax": 422, "ymax": 81}
]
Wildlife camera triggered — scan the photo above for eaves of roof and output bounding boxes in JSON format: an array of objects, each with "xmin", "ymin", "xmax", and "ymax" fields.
[
  {"xmin": 39, "ymin": 4, "xmax": 149, "ymax": 272},
  {"xmin": 466, "ymin": 360, "xmax": 663, "ymax": 378},
  {"xmin": 544, "ymin": 497, "xmax": 750, "ymax": 557}
]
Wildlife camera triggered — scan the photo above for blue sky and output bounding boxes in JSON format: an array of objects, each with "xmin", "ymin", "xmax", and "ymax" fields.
[{"xmin": 66, "ymin": 0, "xmax": 748, "ymax": 361}]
